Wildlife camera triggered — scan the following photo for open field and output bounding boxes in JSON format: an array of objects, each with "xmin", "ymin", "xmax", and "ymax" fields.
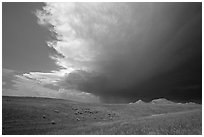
[{"xmin": 2, "ymin": 96, "xmax": 202, "ymax": 135}]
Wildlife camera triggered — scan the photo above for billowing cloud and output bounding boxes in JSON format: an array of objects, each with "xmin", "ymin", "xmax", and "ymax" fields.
[
  {"xmin": 3, "ymin": 74, "xmax": 59, "ymax": 98},
  {"xmin": 2, "ymin": 3, "xmax": 202, "ymax": 103},
  {"xmin": 22, "ymin": 69, "xmax": 71, "ymax": 84},
  {"xmin": 5, "ymin": 3, "xmax": 200, "ymax": 103},
  {"xmin": 33, "ymin": 3, "xmax": 202, "ymax": 103},
  {"xmin": 31, "ymin": 3, "xmax": 202, "ymax": 103},
  {"xmin": 35, "ymin": 3, "xmax": 133, "ymax": 71},
  {"xmin": 2, "ymin": 68, "xmax": 100, "ymax": 103}
]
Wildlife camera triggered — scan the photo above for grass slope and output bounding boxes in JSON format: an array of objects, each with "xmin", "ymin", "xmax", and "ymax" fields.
[{"xmin": 2, "ymin": 96, "xmax": 202, "ymax": 135}]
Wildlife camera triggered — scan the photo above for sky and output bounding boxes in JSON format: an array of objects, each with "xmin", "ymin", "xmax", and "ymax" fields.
[{"xmin": 2, "ymin": 2, "xmax": 202, "ymax": 103}]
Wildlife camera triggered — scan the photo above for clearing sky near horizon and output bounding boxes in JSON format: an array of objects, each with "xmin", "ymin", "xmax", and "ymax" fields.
[{"xmin": 2, "ymin": 2, "xmax": 202, "ymax": 103}]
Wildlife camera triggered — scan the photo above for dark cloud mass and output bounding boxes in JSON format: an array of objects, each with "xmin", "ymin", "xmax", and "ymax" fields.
[
  {"xmin": 3, "ymin": 3, "xmax": 201, "ymax": 104},
  {"xmin": 58, "ymin": 3, "xmax": 202, "ymax": 103}
]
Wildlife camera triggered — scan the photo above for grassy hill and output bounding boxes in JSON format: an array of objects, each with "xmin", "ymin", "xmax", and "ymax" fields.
[{"xmin": 2, "ymin": 96, "xmax": 202, "ymax": 135}]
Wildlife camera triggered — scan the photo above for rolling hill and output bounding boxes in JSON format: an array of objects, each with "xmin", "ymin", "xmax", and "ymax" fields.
[{"xmin": 2, "ymin": 96, "xmax": 202, "ymax": 135}]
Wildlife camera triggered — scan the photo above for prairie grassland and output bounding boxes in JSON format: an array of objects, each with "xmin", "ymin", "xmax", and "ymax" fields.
[
  {"xmin": 73, "ymin": 109, "xmax": 201, "ymax": 135},
  {"xmin": 2, "ymin": 96, "xmax": 202, "ymax": 135}
]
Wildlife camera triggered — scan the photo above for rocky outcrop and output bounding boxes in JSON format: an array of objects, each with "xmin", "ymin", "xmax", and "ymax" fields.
[{"xmin": 151, "ymin": 98, "xmax": 175, "ymax": 104}]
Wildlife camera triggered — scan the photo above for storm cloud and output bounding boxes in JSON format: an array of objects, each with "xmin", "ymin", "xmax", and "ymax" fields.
[
  {"xmin": 5, "ymin": 2, "xmax": 200, "ymax": 103},
  {"xmin": 34, "ymin": 2, "xmax": 202, "ymax": 103}
]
